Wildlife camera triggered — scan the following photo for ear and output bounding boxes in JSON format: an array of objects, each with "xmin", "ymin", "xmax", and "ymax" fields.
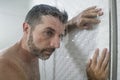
[{"xmin": 23, "ymin": 22, "xmax": 30, "ymax": 34}]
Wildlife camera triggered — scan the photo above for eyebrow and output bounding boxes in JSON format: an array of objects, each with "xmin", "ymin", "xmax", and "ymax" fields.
[
  {"xmin": 45, "ymin": 27, "xmax": 55, "ymax": 32},
  {"xmin": 45, "ymin": 27, "xmax": 64, "ymax": 36}
]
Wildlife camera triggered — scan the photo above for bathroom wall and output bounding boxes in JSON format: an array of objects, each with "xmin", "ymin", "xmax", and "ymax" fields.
[
  {"xmin": 0, "ymin": 0, "xmax": 30, "ymax": 50},
  {"xmin": 54, "ymin": 0, "xmax": 109, "ymax": 80}
]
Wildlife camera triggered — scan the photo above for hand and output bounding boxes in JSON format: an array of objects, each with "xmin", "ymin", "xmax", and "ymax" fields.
[
  {"xmin": 71, "ymin": 6, "xmax": 103, "ymax": 29},
  {"xmin": 86, "ymin": 48, "xmax": 110, "ymax": 80}
]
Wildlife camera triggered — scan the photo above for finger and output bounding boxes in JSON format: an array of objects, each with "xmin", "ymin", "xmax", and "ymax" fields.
[
  {"xmin": 81, "ymin": 18, "xmax": 100, "ymax": 24},
  {"xmin": 89, "ymin": 8, "xmax": 102, "ymax": 13},
  {"xmin": 88, "ymin": 9, "xmax": 103, "ymax": 16},
  {"xmin": 84, "ymin": 7, "xmax": 103, "ymax": 16},
  {"xmin": 82, "ymin": 8, "xmax": 103, "ymax": 18},
  {"xmin": 96, "ymin": 48, "xmax": 107, "ymax": 69},
  {"xmin": 105, "ymin": 64, "xmax": 109, "ymax": 77},
  {"xmin": 91, "ymin": 48, "xmax": 99, "ymax": 67},
  {"xmin": 82, "ymin": 13, "xmax": 100, "ymax": 18},
  {"xmin": 98, "ymin": 11, "xmax": 104, "ymax": 16},
  {"xmin": 85, "ymin": 6, "xmax": 97, "ymax": 11},
  {"xmin": 101, "ymin": 51, "xmax": 110, "ymax": 70},
  {"xmin": 86, "ymin": 59, "xmax": 92, "ymax": 71}
]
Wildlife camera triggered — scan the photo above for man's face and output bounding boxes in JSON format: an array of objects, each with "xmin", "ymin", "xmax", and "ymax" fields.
[{"xmin": 27, "ymin": 15, "xmax": 65, "ymax": 60}]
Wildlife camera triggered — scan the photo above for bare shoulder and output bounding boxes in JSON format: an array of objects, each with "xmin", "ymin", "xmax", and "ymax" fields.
[{"xmin": 0, "ymin": 56, "xmax": 27, "ymax": 80}]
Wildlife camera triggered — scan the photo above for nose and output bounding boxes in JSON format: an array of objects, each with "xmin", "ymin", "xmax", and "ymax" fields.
[{"xmin": 50, "ymin": 36, "xmax": 60, "ymax": 48}]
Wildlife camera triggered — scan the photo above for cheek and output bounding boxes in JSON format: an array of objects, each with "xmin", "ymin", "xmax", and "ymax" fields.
[{"xmin": 33, "ymin": 34, "xmax": 50, "ymax": 48}]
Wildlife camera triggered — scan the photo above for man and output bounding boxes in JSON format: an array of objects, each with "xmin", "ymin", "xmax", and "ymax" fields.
[{"xmin": 0, "ymin": 4, "xmax": 109, "ymax": 80}]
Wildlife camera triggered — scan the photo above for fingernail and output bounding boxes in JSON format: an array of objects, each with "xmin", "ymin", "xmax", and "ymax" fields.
[{"xmin": 99, "ymin": 12, "xmax": 104, "ymax": 16}]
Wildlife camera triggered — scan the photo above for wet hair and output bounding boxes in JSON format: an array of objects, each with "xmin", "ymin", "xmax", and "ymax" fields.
[{"xmin": 25, "ymin": 4, "xmax": 68, "ymax": 27}]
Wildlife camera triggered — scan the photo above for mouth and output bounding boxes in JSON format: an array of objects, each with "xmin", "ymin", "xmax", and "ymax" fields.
[
  {"xmin": 44, "ymin": 52, "xmax": 52, "ymax": 56},
  {"xmin": 46, "ymin": 48, "xmax": 55, "ymax": 52},
  {"xmin": 44, "ymin": 48, "xmax": 55, "ymax": 55}
]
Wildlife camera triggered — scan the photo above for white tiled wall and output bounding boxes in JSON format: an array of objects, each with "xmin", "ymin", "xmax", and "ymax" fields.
[{"xmin": 117, "ymin": 0, "xmax": 120, "ymax": 79}]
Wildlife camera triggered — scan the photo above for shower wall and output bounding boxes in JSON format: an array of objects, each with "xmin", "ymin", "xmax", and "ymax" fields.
[
  {"xmin": 54, "ymin": 0, "xmax": 109, "ymax": 80},
  {"xmin": 0, "ymin": 0, "xmax": 30, "ymax": 50},
  {"xmin": 32, "ymin": 0, "xmax": 110, "ymax": 80}
]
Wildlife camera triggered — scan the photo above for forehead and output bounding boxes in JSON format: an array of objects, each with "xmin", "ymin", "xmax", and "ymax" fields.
[{"xmin": 35, "ymin": 15, "xmax": 65, "ymax": 33}]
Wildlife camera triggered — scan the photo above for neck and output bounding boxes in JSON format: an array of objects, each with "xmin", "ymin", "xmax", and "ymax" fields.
[{"xmin": 16, "ymin": 39, "xmax": 38, "ymax": 63}]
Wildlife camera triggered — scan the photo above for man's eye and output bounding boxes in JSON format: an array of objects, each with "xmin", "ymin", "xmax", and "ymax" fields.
[{"xmin": 45, "ymin": 31, "xmax": 53, "ymax": 37}]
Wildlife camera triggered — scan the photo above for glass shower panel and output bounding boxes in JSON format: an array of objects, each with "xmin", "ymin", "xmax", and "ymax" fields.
[{"xmin": 54, "ymin": 0, "xmax": 110, "ymax": 80}]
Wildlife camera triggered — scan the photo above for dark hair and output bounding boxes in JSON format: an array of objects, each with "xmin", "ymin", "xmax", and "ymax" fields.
[{"xmin": 25, "ymin": 4, "xmax": 68, "ymax": 27}]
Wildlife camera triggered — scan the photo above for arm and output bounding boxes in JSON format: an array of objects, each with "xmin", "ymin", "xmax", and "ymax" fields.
[
  {"xmin": 86, "ymin": 48, "xmax": 110, "ymax": 80},
  {"xmin": 65, "ymin": 6, "xmax": 103, "ymax": 33}
]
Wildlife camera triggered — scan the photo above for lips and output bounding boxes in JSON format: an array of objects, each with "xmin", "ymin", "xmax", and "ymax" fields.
[
  {"xmin": 42, "ymin": 48, "xmax": 55, "ymax": 56},
  {"xmin": 45, "ymin": 48, "xmax": 55, "ymax": 53},
  {"xmin": 45, "ymin": 51, "xmax": 51, "ymax": 55}
]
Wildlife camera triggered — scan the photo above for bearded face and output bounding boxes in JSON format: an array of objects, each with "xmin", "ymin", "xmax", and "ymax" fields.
[
  {"xmin": 27, "ymin": 31, "xmax": 55, "ymax": 60},
  {"xmin": 26, "ymin": 15, "xmax": 64, "ymax": 60}
]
